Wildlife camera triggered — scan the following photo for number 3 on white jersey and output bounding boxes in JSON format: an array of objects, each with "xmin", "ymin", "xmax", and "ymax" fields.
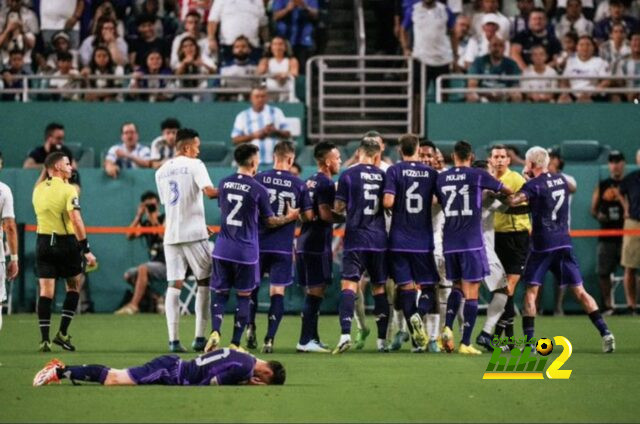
[{"xmin": 226, "ymin": 194, "xmax": 243, "ymax": 226}]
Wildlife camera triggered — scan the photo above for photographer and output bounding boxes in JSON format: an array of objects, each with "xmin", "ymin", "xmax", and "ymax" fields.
[{"xmin": 115, "ymin": 191, "xmax": 166, "ymax": 315}]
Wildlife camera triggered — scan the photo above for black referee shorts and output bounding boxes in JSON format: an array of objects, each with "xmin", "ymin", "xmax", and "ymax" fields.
[
  {"xmin": 36, "ymin": 234, "xmax": 83, "ymax": 279},
  {"xmin": 495, "ymin": 231, "xmax": 530, "ymax": 276}
]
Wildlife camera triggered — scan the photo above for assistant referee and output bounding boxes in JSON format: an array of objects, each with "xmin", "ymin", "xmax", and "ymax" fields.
[{"xmin": 33, "ymin": 152, "xmax": 97, "ymax": 352}]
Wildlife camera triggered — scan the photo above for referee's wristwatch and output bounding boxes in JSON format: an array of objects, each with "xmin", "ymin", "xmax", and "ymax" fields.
[{"xmin": 78, "ymin": 239, "xmax": 91, "ymax": 254}]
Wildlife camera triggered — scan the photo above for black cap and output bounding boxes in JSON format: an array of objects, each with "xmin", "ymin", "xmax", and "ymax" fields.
[{"xmin": 608, "ymin": 150, "xmax": 625, "ymax": 162}]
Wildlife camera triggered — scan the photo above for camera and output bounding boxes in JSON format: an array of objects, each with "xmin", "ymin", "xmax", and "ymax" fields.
[{"xmin": 146, "ymin": 203, "xmax": 157, "ymax": 213}]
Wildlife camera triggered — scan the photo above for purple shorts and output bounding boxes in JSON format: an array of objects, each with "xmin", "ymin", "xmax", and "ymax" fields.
[
  {"xmin": 522, "ymin": 248, "xmax": 583, "ymax": 287},
  {"xmin": 127, "ymin": 355, "xmax": 181, "ymax": 385},
  {"xmin": 210, "ymin": 258, "xmax": 259, "ymax": 293},
  {"xmin": 444, "ymin": 249, "xmax": 489, "ymax": 282},
  {"xmin": 260, "ymin": 252, "xmax": 293, "ymax": 286},
  {"xmin": 296, "ymin": 252, "xmax": 333, "ymax": 287},
  {"xmin": 341, "ymin": 250, "xmax": 388, "ymax": 285},
  {"xmin": 389, "ymin": 251, "xmax": 440, "ymax": 286}
]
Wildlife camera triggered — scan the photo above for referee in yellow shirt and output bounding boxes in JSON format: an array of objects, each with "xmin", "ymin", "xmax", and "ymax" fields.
[
  {"xmin": 489, "ymin": 145, "xmax": 531, "ymax": 343},
  {"xmin": 33, "ymin": 152, "xmax": 97, "ymax": 352}
]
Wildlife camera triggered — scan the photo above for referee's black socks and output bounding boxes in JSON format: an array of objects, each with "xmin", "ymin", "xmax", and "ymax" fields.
[
  {"xmin": 38, "ymin": 296, "xmax": 53, "ymax": 342},
  {"xmin": 59, "ymin": 291, "xmax": 80, "ymax": 336}
]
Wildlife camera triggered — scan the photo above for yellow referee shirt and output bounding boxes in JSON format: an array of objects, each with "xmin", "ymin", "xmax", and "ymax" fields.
[
  {"xmin": 494, "ymin": 169, "xmax": 531, "ymax": 233},
  {"xmin": 32, "ymin": 177, "xmax": 79, "ymax": 235}
]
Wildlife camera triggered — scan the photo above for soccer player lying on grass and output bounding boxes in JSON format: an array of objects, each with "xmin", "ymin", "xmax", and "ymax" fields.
[
  {"xmin": 506, "ymin": 146, "xmax": 615, "ymax": 353},
  {"xmin": 33, "ymin": 348, "xmax": 285, "ymax": 386}
]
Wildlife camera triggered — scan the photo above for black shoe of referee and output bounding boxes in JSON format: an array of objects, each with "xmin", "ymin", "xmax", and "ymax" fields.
[{"xmin": 53, "ymin": 331, "xmax": 76, "ymax": 351}]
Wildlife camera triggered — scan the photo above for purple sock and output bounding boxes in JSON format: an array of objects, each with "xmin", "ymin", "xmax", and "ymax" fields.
[
  {"xmin": 400, "ymin": 290, "xmax": 417, "ymax": 322},
  {"xmin": 588, "ymin": 310, "xmax": 611, "ymax": 336},
  {"xmin": 417, "ymin": 285, "xmax": 436, "ymax": 317},
  {"xmin": 445, "ymin": 288, "xmax": 464, "ymax": 329},
  {"xmin": 211, "ymin": 291, "xmax": 229, "ymax": 333},
  {"xmin": 461, "ymin": 299, "xmax": 478, "ymax": 345},
  {"xmin": 300, "ymin": 294, "xmax": 322, "ymax": 344},
  {"xmin": 249, "ymin": 287, "xmax": 259, "ymax": 328},
  {"xmin": 339, "ymin": 289, "xmax": 356, "ymax": 335},
  {"xmin": 231, "ymin": 296, "xmax": 251, "ymax": 345},
  {"xmin": 373, "ymin": 293, "xmax": 390, "ymax": 339},
  {"xmin": 522, "ymin": 316, "xmax": 535, "ymax": 343},
  {"xmin": 266, "ymin": 294, "xmax": 284, "ymax": 341},
  {"xmin": 60, "ymin": 365, "xmax": 109, "ymax": 384}
]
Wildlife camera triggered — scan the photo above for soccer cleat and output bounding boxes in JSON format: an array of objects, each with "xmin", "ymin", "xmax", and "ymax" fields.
[
  {"xmin": 441, "ymin": 326, "xmax": 455, "ymax": 353},
  {"xmin": 114, "ymin": 304, "xmax": 139, "ymax": 315},
  {"xmin": 411, "ymin": 346, "xmax": 425, "ymax": 353},
  {"xmin": 316, "ymin": 340, "xmax": 330, "ymax": 349},
  {"xmin": 390, "ymin": 330, "xmax": 410, "ymax": 351},
  {"xmin": 262, "ymin": 339, "xmax": 274, "ymax": 354},
  {"xmin": 246, "ymin": 326, "xmax": 258, "ymax": 350},
  {"xmin": 38, "ymin": 341, "xmax": 52, "ymax": 353},
  {"xmin": 33, "ymin": 359, "xmax": 65, "ymax": 386},
  {"xmin": 354, "ymin": 327, "xmax": 370, "ymax": 350},
  {"xmin": 204, "ymin": 331, "xmax": 221, "ymax": 352},
  {"xmin": 409, "ymin": 313, "xmax": 428, "ymax": 349},
  {"xmin": 436, "ymin": 336, "xmax": 444, "ymax": 351},
  {"xmin": 459, "ymin": 344, "xmax": 483, "ymax": 355},
  {"xmin": 296, "ymin": 340, "xmax": 330, "ymax": 353},
  {"xmin": 377, "ymin": 338, "xmax": 390, "ymax": 353},
  {"xmin": 191, "ymin": 337, "xmax": 207, "ymax": 352},
  {"xmin": 476, "ymin": 333, "xmax": 495, "ymax": 353},
  {"xmin": 332, "ymin": 335, "xmax": 352, "ymax": 354},
  {"xmin": 229, "ymin": 343, "xmax": 247, "ymax": 353},
  {"xmin": 53, "ymin": 332, "xmax": 76, "ymax": 352},
  {"xmin": 427, "ymin": 339, "xmax": 441, "ymax": 353},
  {"xmin": 169, "ymin": 340, "xmax": 187, "ymax": 353},
  {"xmin": 603, "ymin": 334, "xmax": 615, "ymax": 353}
]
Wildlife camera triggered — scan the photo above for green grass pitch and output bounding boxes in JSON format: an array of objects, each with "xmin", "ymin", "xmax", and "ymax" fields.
[{"xmin": 0, "ymin": 313, "xmax": 637, "ymax": 423}]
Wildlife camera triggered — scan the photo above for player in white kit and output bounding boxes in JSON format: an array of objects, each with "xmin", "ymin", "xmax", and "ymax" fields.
[
  {"xmin": 155, "ymin": 129, "xmax": 218, "ymax": 352},
  {"xmin": 0, "ymin": 167, "xmax": 19, "ymax": 334}
]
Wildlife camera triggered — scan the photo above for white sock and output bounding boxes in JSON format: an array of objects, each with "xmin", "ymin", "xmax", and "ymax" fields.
[
  {"xmin": 425, "ymin": 313, "xmax": 440, "ymax": 340},
  {"xmin": 483, "ymin": 292, "xmax": 508, "ymax": 335},
  {"xmin": 195, "ymin": 286, "xmax": 210, "ymax": 339},
  {"xmin": 438, "ymin": 285, "xmax": 451, "ymax": 327},
  {"xmin": 394, "ymin": 308, "xmax": 407, "ymax": 333},
  {"xmin": 354, "ymin": 289, "xmax": 367, "ymax": 331},
  {"xmin": 165, "ymin": 287, "xmax": 181, "ymax": 342}
]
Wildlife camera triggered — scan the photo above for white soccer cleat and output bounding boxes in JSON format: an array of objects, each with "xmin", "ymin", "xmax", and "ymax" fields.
[
  {"xmin": 296, "ymin": 340, "xmax": 330, "ymax": 353},
  {"xmin": 603, "ymin": 334, "xmax": 615, "ymax": 353},
  {"xmin": 33, "ymin": 359, "xmax": 64, "ymax": 387},
  {"xmin": 332, "ymin": 335, "xmax": 352, "ymax": 354}
]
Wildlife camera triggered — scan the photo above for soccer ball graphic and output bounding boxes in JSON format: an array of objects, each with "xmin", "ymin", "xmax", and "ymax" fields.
[{"xmin": 536, "ymin": 338, "xmax": 553, "ymax": 356}]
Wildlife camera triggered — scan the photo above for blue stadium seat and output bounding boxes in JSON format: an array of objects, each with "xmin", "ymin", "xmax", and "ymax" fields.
[
  {"xmin": 560, "ymin": 140, "xmax": 608, "ymax": 162},
  {"xmin": 199, "ymin": 141, "xmax": 232, "ymax": 166},
  {"xmin": 66, "ymin": 142, "xmax": 96, "ymax": 168}
]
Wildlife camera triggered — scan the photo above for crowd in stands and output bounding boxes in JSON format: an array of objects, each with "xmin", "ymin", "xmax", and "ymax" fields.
[{"xmin": 0, "ymin": 0, "xmax": 325, "ymax": 102}]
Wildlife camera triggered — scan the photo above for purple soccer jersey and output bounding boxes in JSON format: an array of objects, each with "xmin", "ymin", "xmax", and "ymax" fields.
[
  {"xmin": 520, "ymin": 172, "xmax": 573, "ymax": 252},
  {"xmin": 435, "ymin": 167, "xmax": 503, "ymax": 253},
  {"xmin": 256, "ymin": 169, "xmax": 312, "ymax": 254},
  {"xmin": 296, "ymin": 172, "xmax": 336, "ymax": 254},
  {"xmin": 179, "ymin": 348, "xmax": 256, "ymax": 385},
  {"xmin": 384, "ymin": 161, "xmax": 437, "ymax": 252},
  {"xmin": 213, "ymin": 173, "xmax": 274, "ymax": 264},
  {"xmin": 335, "ymin": 164, "xmax": 387, "ymax": 251}
]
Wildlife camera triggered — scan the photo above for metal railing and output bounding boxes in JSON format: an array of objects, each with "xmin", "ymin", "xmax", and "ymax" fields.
[
  {"xmin": 306, "ymin": 55, "xmax": 425, "ymax": 142},
  {"xmin": 0, "ymin": 74, "xmax": 296, "ymax": 102},
  {"xmin": 435, "ymin": 74, "xmax": 640, "ymax": 103}
]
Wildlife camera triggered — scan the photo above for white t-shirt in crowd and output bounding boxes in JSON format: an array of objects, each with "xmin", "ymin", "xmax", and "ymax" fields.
[
  {"xmin": 471, "ymin": 12, "xmax": 511, "ymax": 42},
  {"xmin": 231, "ymin": 105, "xmax": 288, "ymax": 164},
  {"xmin": 407, "ymin": 2, "xmax": 454, "ymax": 66},
  {"xmin": 0, "ymin": 181, "xmax": 15, "ymax": 262},
  {"xmin": 562, "ymin": 55, "xmax": 610, "ymax": 90},
  {"xmin": 156, "ymin": 155, "xmax": 214, "ymax": 245},
  {"xmin": 40, "ymin": 0, "xmax": 79, "ymax": 31},
  {"xmin": 207, "ymin": 0, "xmax": 267, "ymax": 47},
  {"xmin": 522, "ymin": 65, "xmax": 558, "ymax": 92}
]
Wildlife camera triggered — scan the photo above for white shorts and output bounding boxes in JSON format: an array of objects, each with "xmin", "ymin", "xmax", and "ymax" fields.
[
  {"xmin": 165, "ymin": 240, "xmax": 213, "ymax": 282},
  {"xmin": 0, "ymin": 262, "xmax": 5, "ymax": 302},
  {"xmin": 484, "ymin": 261, "xmax": 508, "ymax": 292},
  {"xmin": 435, "ymin": 253, "xmax": 452, "ymax": 288}
]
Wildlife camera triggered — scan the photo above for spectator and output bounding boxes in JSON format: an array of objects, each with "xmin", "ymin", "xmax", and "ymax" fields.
[
  {"xmin": 556, "ymin": 30, "xmax": 578, "ymax": 72},
  {"xmin": 39, "ymin": 0, "xmax": 83, "ymax": 49},
  {"xmin": 510, "ymin": 0, "xmax": 534, "ymax": 39},
  {"xmin": 128, "ymin": 13, "xmax": 168, "ymax": 67},
  {"xmin": 594, "ymin": 0, "xmax": 640, "ymax": 22},
  {"xmin": 173, "ymin": 35, "xmax": 215, "ymax": 102},
  {"xmin": 79, "ymin": 16, "xmax": 128, "ymax": 67},
  {"xmin": 127, "ymin": 0, "xmax": 178, "ymax": 41},
  {"xmin": 23, "ymin": 122, "xmax": 76, "ymax": 168},
  {"xmin": 558, "ymin": 35, "xmax": 610, "ymax": 102},
  {"xmin": 169, "ymin": 10, "xmax": 213, "ymax": 70},
  {"xmin": 471, "ymin": 0, "xmax": 511, "ymax": 41},
  {"xmin": 43, "ymin": 31, "xmax": 80, "ymax": 73},
  {"xmin": 453, "ymin": 15, "xmax": 471, "ymax": 70},
  {"xmin": 556, "ymin": 0, "xmax": 596, "ymax": 21},
  {"xmin": 594, "ymin": 0, "xmax": 638, "ymax": 43},
  {"xmin": 177, "ymin": 0, "xmax": 211, "ymax": 22},
  {"xmin": 81, "ymin": 45, "xmax": 124, "ymax": 102},
  {"xmin": 129, "ymin": 49, "xmax": 173, "ymax": 102},
  {"xmin": 46, "ymin": 51, "xmax": 82, "ymax": 101},
  {"xmin": 591, "ymin": 151, "xmax": 626, "ymax": 315},
  {"xmin": 619, "ymin": 156, "xmax": 640, "ymax": 314},
  {"xmin": 219, "ymin": 35, "xmax": 258, "ymax": 100},
  {"xmin": 149, "ymin": 117, "xmax": 181, "ymax": 169},
  {"xmin": 115, "ymin": 191, "xmax": 167, "ymax": 315},
  {"xmin": 522, "ymin": 44, "xmax": 558, "ymax": 102},
  {"xmin": 463, "ymin": 13, "xmax": 510, "ymax": 70},
  {"xmin": 231, "ymin": 86, "xmax": 291, "ymax": 164},
  {"xmin": 87, "ymin": 1, "xmax": 126, "ymax": 39},
  {"xmin": 271, "ymin": 0, "xmax": 319, "ymax": 69},
  {"xmin": 599, "ymin": 23, "xmax": 631, "ymax": 68},
  {"xmin": 104, "ymin": 122, "xmax": 151, "ymax": 178},
  {"xmin": 511, "ymin": 8, "xmax": 562, "ymax": 71},
  {"xmin": 257, "ymin": 36, "xmax": 299, "ymax": 102},
  {"xmin": 206, "ymin": 0, "xmax": 269, "ymax": 66},
  {"xmin": 615, "ymin": 32, "xmax": 640, "ymax": 102},
  {"xmin": 466, "ymin": 36, "xmax": 522, "ymax": 103},
  {"xmin": 0, "ymin": 0, "xmax": 38, "ymax": 68},
  {"xmin": 1, "ymin": 49, "xmax": 31, "ymax": 101},
  {"xmin": 555, "ymin": 0, "xmax": 595, "ymax": 40}
]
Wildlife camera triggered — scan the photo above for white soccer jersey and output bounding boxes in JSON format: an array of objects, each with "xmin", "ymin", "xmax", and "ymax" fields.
[
  {"xmin": 155, "ymin": 156, "xmax": 214, "ymax": 245},
  {"xmin": 0, "ymin": 181, "xmax": 15, "ymax": 263},
  {"xmin": 481, "ymin": 194, "xmax": 504, "ymax": 265}
]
